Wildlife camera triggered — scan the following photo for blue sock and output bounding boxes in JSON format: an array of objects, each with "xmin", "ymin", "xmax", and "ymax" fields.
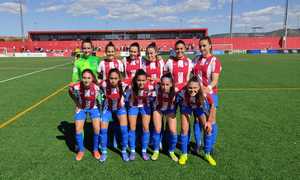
[
  {"xmin": 204, "ymin": 131, "xmax": 214, "ymax": 154},
  {"xmin": 113, "ymin": 124, "xmax": 119, "ymax": 148},
  {"xmin": 128, "ymin": 130, "xmax": 136, "ymax": 152},
  {"xmin": 142, "ymin": 131, "xmax": 150, "ymax": 153},
  {"xmin": 76, "ymin": 132, "xmax": 84, "ymax": 152},
  {"xmin": 153, "ymin": 131, "xmax": 161, "ymax": 151},
  {"xmin": 188, "ymin": 129, "xmax": 191, "ymax": 143},
  {"xmin": 194, "ymin": 121, "xmax": 202, "ymax": 147},
  {"xmin": 180, "ymin": 134, "xmax": 188, "ymax": 154},
  {"xmin": 120, "ymin": 125, "xmax": 128, "ymax": 152},
  {"xmin": 168, "ymin": 133, "xmax": 178, "ymax": 152},
  {"xmin": 93, "ymin": 132, "xmax": 100, "ymax": 151},
  {"xmin": 212, "ymin": 123, "xmax": 218, "ymax": 146},
  {"xmin": 100, "ymin": 128, "xmax": 108, "ymax": 153}
]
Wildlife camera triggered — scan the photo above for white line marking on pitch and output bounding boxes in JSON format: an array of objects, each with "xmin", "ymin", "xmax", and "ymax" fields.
[{"xmin": 0, "ymin": 62, "xmax": 71, "ymax": 83}]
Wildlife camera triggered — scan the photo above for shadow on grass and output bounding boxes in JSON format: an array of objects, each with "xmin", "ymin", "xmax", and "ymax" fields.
[
  {"xmin": 56, "ymin": 121, "xmax": 94, "ymax": 153},
  {"xmin": 56, "ymin": 118, "xmax": 206, "ymax": 159},
  {"xmin": 56, "ymin": 120, "xmax": 122, "ymax": 157}
]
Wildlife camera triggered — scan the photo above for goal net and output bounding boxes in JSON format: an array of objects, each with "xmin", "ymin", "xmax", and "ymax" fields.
[{"xmin": 0, "ymin": 47, "xmax": 8, "ymax": 57}]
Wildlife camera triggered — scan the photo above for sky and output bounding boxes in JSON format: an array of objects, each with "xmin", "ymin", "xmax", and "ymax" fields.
[{"xmin": 0, "ymin": 0, "xmax": 299, "ymax": 36}]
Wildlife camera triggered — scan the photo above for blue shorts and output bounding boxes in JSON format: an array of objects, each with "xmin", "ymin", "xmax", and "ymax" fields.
[
  {"xmin": 102, "ymin": 107, "xmax": 127, "ymax": 123},
  {"xmin": 74, "ymin": 108, "xmax": 101, "ymax": 121},
  {"xmin": 211, "ymin": 93, "xmax": 219, "ymax": 108},
  {"xmin": 155, "ymin": 108, "xmax": 176, "ymax": 116},
  {"xmin": 128, "ymin": 106, "xmax": 151, "ymax": 116},
  {"xmin": 180, "ymin": 106, "xmax": 204, "ymax": 117}
]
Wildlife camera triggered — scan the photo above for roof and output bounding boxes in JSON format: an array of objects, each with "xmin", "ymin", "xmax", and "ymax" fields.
[{"xmin": 28, "ymin": 28, "xmax": 208, "ymax": 35}]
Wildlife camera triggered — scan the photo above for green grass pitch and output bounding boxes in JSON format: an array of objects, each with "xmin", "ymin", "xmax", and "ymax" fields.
[{"xmin": 0, "ymin": 54, "xmax": 299, "ymax": 179}]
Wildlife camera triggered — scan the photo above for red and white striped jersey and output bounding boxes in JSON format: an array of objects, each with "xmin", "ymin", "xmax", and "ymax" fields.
[
  {"xmin": 152, "ymin": 88, "xmax": 176, "ymax": 111},
  {"xmin": 100, "ymin": 80, "xmax": 127, "ymax": 110},
  {"xmin": 164, "ymin": 56, "xmax": 193, "ymax": 92},
  {"xmin": 177, "ymin": 89, "xmax": 214, "ymax": 109},
  {"xmin": 122, "ymin": 56, "xmax": 143, "ymax": 85},
  {"xmin": 193, "ymin": 55, "xmax": 222, "ymax": 94},
  {"xmin": 97, "ymin": 59, "xmax": 124, "ymax": 80},
  {"xmin": 141, "ymin": 58, "xmax": 165, "ymax": 89},
  {"xmin": 126, "ymin": 83, "xmax": 154, "ymax": 107},
  {"xmin": 69, "ymin": 82, "xmax": 100, "ymax": 109}
]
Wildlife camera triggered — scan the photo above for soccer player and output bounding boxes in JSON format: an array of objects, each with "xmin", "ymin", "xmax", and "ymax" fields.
[
  {"xmin": 99, "ymin": 69, "xmax": 129, "ymax": 162},
  {"xmin": 68, "ymin": 69, "xmax": 102, "ymax": 161},
  {"xmin": 123, "ymin": 42, "xmax": 143, "ymax": 86},
  {"xmin": 126, "ymin": 69, "xmax": 152, "ymax": 161},
  {"xmin": 164, "ymin": 40, "xmax": 193, "ymax": 92},
  {"xmin": 176, "ymin": 76, "xmax": 216, "ymax": 166},
  {"xmin": 193, "ymin": 36, "xmax": 222, "ymax": 154},
  {"xmin": 72, "ymin": 38, "xmax": 100, "ymax": 82},
  {"xmin": 98, "ymin": 42, "xmax": 124, "ymax": 80},
  {"xmin": 151, "ymin": 73, "xmax": 178, "ymax": 161},
  {"xmin": 142, "ymin": 42, "xmax": 165, "ymax": 90}
]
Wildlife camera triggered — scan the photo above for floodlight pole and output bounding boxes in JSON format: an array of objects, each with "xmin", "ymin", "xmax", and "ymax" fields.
[
  {"xmin": 19, "ymin": 0, "xmax": 25, "ymax": 42},
  {"xmin": 283, "ymin": 0, "xmax": 289, "ymax": 49},
  {"xmin": 229, "ymin": 0, "xmax": 234, "ymax": 38}
]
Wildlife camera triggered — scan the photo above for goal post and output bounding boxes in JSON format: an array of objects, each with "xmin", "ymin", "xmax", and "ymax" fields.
[{"xmin": 0, "ymin": 47, "xmax": 8, "ymax": 57}]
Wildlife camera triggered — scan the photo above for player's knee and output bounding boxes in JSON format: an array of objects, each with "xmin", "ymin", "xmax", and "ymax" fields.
[
  {"xmin": 75, "ymin": 126, "xmax": 83, "ymax": 133},
  {"xmin": 142, "ymin": 125, "xmax": 149, "ymax": 132},
  {"xmin": 181, "ymin": 126, "xmax": 189, "ymax": 135}
]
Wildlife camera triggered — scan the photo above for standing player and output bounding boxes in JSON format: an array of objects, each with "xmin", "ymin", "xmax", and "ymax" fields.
[
  {"xmin": 193, "ymin": 36, "xmax": 222, "ymax": 154},
  {"xmin": 164, "ymin": 40, "xmax": 193, "ymax": 92},
  {"xmin": 72, "ymin": 38, "xmax": 100, "ymax": 82},
  {"xmin": 151, "ymin": 73, "xmax": 178, "ymax": 162},
  {"xmin": 176, "ymin": 76, "xmax": 216, "ymax": 166},
  {"xmin": 126, "ymin": 69, "xmax": 152, "ymax": 161},
  {"xmin": 142, "ymin": 42, "xmax": 165, "ymax": 90},
  {"xmin": 99, "ymin": 69, "xmax": 129, "ymax": 162},
  {"xmin": 123, "ymin": 42, "xmax": 143, "ymax": 86},
  {"xmin": 98, "ymin": 42, "xmax": 124, "ymax": 80},
  {"xmin": 68, "ymin": 69, "xmax": 102, "ymax": 161}
]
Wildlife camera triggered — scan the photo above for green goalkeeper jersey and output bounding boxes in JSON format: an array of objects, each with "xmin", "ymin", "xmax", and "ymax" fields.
[{"xmin": 72, "ymin": 55, "xmax": 100, "ymax": 82}]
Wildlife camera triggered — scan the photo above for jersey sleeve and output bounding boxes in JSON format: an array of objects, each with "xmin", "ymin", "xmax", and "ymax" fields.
[
  {"xmin": 188, "ymin": 57, "xmax": 194, "ymax": 72},
  {"xmin": 97, "ymin": 61, "xmax": 103, "ymax": 74},
  {"xmin": 159, "ymin": 59, "xmax": 165, "ymax": 76},
  {"xmin": 118, "ymin": 60, "xmax": 125, "ymax": 73},
  {"xmin": 191, "ymin": 56, "xmax": 198, "ymax": 74},
  {"xmin": 124, "ymin": 88, "xmax": 132, "ymax": 104},
  {"xmin": 206, "ymin": 94, "xmax": 214, "ymax": 106},
  {"xmin": 95, "ymin": 56, "xmax": 101, "ymax": 65},
  {"xmin": 163, "ymin": 59, "xmax": 171, "ymax": 74},
  {"xmin": 69, "ymin": 84, "xmax": 75, "ymax": 95},
  {"xmin": 122, "ymin": 57, "xmax": 127, "ymax": 68},
  {"xmin": 71, "ymin": 62, "xmax": 80, "ymax": 82},
  {"xmin": 212, "ymin": 57, "xmax": 222, "ymax": 74},
  {"xmin": 121, "ymin": 82, "xmax": 129, "ymax": 92},
  {"xmin": 175, "ymin": 90, "xmax": 184, "ymax": 105}
]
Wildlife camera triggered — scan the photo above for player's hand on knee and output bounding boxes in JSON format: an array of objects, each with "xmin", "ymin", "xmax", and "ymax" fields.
[{"xmin": 205, "ymin": 122, "xmax": 212, "ymax": 134}]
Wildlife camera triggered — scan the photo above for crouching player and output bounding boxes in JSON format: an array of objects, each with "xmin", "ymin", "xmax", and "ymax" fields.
[
  {"xmin": 99, "ymin": 69, "xmax": 129, "ymax": 162},
  {"xmin": 127, "ymin": 69, "xmax": 153, "ymax": 161},
  {"xmin": 68, "ymin": 69, "xmax": 102, "ymax": 161},
  {"xmin": 151, "ymin": 73, "xmax": 178, "ymax": 162},
  {"xmin": 177, "ymin": 76, "xmax": 217, "ymax": 166}
]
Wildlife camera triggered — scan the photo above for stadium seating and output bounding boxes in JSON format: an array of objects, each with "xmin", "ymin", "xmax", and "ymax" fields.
[{"xmin": 0, "ymin": 37, "xmax": 299, "ymax": 54}]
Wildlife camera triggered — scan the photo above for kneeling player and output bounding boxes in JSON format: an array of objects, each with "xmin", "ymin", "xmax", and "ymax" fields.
[
  {"xmin": 69, "ymin": 69, "xmax": 102, "ymax": 161},
  {"xmin": 151, "ymin": 73, "xmax": 178, "ymax": 161}
]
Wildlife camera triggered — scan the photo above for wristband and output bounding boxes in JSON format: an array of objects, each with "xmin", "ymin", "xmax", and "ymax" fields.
[{"xmin": 208, "ymin": 85, "xmax": 213, "ymax": 91}]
